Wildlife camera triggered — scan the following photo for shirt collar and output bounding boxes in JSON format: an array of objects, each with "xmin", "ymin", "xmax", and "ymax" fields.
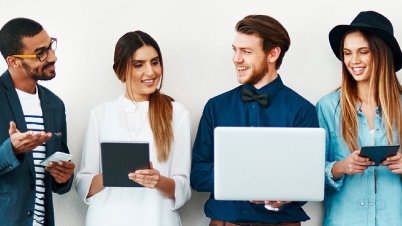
[
  {"xmin": 119, "ymin": 95, "xmax": 149, "ymax": 113},
  {"xmin": 356, "ymin": 102, "xmax": 381, "ymax": 115},
  {"xmin": 242, "ymin": 74, "xmax": 284, "ymax": 97}
]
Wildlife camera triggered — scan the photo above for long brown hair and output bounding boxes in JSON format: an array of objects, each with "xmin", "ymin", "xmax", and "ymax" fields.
[
  {"xmin": 339, "ymin": 30, "xmax": 402, "ymax": 151},
  {"xmin": 113, "ymin": 31, "xmax": 174, "ymax": 162}
]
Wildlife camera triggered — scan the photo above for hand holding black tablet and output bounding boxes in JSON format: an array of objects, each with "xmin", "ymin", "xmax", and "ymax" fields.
[
  {"xmin": 359, "ymin": 144, "xmax": 400, "ymax": 166},
  {"xmin": 101, "ymin": 141, "xmax": 150, "ymax": 187}
]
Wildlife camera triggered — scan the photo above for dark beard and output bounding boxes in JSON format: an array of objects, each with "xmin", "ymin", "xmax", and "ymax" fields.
[
  {"xmin": 21, "ymin": 61, "xmax": 56, "ymax": 81},
  {"xmin": 244, "ymin": 59, "xmax": 268, "ymax": 86}
]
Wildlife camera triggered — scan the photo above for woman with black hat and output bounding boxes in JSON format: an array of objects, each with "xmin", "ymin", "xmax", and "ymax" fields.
[{"xmin": 316, "ymin": 11, "xmax": 402, "ymax": 225}]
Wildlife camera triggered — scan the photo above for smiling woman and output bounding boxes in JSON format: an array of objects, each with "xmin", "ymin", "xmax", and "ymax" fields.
[
  {"xmin": 75, "ymin": 30, "xmax": 192, "ymax": 226},
  {"xmin": 126, "ymin": 45, "xmax": 162, "ymax": 102},
  {"xmin": 316, "ymin": 11, "xmax": 402, "ymax": 226},
  {"xmin": 342, "ymin": 31, "xmax": 372, "ymax": 83}
]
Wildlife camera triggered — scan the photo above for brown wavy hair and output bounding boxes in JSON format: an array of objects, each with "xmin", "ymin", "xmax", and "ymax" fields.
[
  {"xmin": 339, "ymin": 30, "xmax": 402, "ymax": 151},
  {"xmin": 235, "ymin": 14, "xmax": 290, "ymax": 70},
  {"xmin": 113, "ymin": 31, "xmax": 174, "ymax": 162}
]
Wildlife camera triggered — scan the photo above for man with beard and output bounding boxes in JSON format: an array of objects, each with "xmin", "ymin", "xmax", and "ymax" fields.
[
  {"xmin": 190, "ymin": 15, "xmax": 318, "ymax": 226},
  {"xmin": 0, "ymin": 18, "xmax": 75, "ymax": 226}
]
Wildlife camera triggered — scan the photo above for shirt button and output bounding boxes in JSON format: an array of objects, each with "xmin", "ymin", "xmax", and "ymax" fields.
[
  {"xmin": 28, "ymin": 211, "xmax": 32, "ymax": 216},
  {"xmin": 244, "ymin": 211, "xmax": 249, "ymax": 215},
  {"xmin": 369, "ymin": 202, "xmax": 373, "ymax": 206},
  {"xmin": 360, "ymin": 202, "xmax": 365, "ymax": 206},
  {"xmin": 252, "ymin": 105, "xmax": 256, "ymax": 109}
]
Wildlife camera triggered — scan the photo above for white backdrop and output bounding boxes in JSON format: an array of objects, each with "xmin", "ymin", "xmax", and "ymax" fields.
[{"xmin": 1, "ymin": 1, "xmax": 401, "ymax": 225}]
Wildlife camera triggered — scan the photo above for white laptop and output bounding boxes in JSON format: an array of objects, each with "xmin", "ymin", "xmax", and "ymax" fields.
[{"xmin": 214, "ymin": 127, "xmax": 325, "ymax": 201}]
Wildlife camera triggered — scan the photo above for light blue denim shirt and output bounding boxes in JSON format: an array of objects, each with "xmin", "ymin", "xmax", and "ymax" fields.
[{"xmin": 316, "ymin": 91, "xmax": 402, "ymax": 226}]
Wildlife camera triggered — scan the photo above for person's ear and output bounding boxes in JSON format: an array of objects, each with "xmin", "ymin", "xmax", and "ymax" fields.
[
  {"xmin": 6, "ymin": 56, "xmax": 19, "ymax": 69},
  {"xmin": 267, "ymin": 46, "xmax": 281, "ymax": 64}
]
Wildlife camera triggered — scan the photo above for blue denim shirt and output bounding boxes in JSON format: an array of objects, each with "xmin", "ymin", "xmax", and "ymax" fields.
[
  {"xmin": 191, "ymin": 75, "xmax": 319, "ymax": 224},
  {"xmin": 316, "ymin": 91, "xmax": 402, "ymax": 226}
]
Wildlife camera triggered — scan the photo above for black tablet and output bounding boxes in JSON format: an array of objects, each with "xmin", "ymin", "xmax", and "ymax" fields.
[
  {"xmin": 360, "ymin": 144, "xmax": 400, "ymax": 166},
  {"xmin": 101, "ymin": 141, "xmax": 150, "ymax": 187}
]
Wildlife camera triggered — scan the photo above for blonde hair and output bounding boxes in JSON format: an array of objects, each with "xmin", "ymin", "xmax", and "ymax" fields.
[{"xmin": 339, "ymin": 30, "xmax": 402, "ymax": 151}]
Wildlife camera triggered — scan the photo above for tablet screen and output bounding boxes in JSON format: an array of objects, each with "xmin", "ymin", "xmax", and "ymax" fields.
[{"xmin": 101, "ymin": 141, "xmax": 150, "ymax": 187}]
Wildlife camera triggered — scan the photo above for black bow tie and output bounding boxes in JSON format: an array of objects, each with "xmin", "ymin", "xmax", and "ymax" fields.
[{"xmin": 241, "ymin": 88, "xmax": 269, "ymax": 108}]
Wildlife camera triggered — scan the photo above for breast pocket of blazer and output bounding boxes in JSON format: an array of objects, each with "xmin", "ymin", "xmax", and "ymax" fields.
[{"xmin": 51, "ymin": 132, "xmax": 63, "ymax": 151}]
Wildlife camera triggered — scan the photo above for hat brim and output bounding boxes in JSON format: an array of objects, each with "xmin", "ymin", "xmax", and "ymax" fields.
[{"xmin": 329, "ymin": 24, "xmax": 402, "ymax": 71}]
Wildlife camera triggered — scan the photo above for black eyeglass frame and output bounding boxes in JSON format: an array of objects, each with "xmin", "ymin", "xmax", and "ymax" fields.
[{"xmin": 11, "ymin": 37, "xmax": 57, "ymax": 62}]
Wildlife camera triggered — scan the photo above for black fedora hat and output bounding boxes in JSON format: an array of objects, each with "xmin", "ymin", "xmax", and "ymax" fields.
[{"xmin": 329, "ymin": 11, "xmax": 402, "ymax": 71}]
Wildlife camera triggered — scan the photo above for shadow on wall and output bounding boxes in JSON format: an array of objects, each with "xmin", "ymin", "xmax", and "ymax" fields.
[{"xmin": 180, "ymin": 191, "xmax": 210, "ymax": 226}]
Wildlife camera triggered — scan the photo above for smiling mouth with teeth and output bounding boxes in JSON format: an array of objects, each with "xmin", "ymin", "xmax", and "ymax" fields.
[
  {"xmin": 142, "ymin": 79, "xmax": 155, "ymax": 84},
  {"xmin": 238, "ymin": 67, "xmax": 249, "ymax": 71},
  {"xmin": 353, "ymin": 67, "xmax": 364, "ymax": 72}
]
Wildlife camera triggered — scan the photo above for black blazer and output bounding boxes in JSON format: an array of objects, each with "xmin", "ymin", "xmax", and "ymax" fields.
[{"xmin": 0, "ymin": 70, "xmax": 73, "ymax": 226}]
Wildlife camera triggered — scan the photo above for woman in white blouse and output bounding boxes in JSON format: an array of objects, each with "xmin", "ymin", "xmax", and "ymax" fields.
[{"xmin": 75, "ymin": 31, "xmax": 191, "ymax": 226}]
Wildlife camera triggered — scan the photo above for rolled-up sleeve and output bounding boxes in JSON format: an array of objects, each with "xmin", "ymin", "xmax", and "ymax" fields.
[
  {"xmin": 325, "ymin": 161, "xmax": 344, "ymax": 190},
  {"xmin": 316, "ymin": 98, "xmax": 345, "ymax": 190}
]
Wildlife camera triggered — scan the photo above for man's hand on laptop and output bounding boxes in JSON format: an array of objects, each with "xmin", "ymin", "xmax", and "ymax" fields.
[{"xmin": 250, "ymin": 200, "xmax": 290, "ymax": 211}]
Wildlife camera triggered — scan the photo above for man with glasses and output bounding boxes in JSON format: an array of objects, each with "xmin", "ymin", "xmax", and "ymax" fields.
[{"xmin": 0, "ymin": 18, "xmax": 74, "ymax": 226}]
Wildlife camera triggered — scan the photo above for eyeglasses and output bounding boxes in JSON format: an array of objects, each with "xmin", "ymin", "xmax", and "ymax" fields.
[{"xmin": 12, "ymin": 38, "xmax": 57, "ymax": 62}]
